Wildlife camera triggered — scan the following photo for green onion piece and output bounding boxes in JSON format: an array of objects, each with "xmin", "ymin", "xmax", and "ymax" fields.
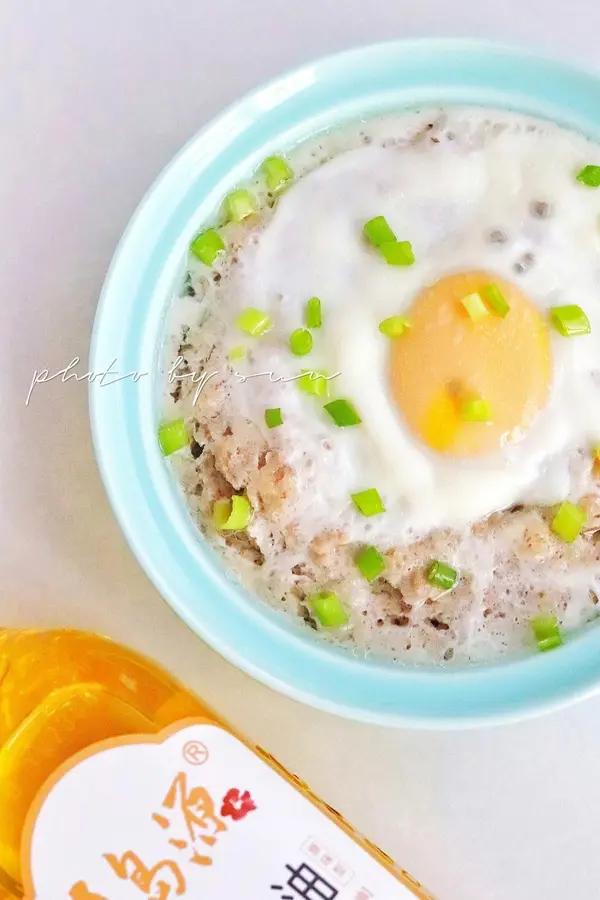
[
  {"xmin": 576, "ymin": 165, "xmax": 600, "ymax": 187},
  {"xmin": 551, "ymin": 500, "xmax": 586, "ymax": 543},
  {"xmin": 224, "ymin": 188, "xmax": 256, "ymax": 222},
  {"xmin": 213, "ymin": 495, "xmax": 253, "ymax": 532},
  {"xmin": 482, "ymin": 283, "xmax": 510, "ymax": 317},
  {"xmin": 212, "ymin": 499, "xmax": 232, "ymax": 530},
  {"xmin": 289, "ymin": 328, "xmax": 313, "ymax": 356},
  {"xmin": 460, "ymin": 396, "xmax": 492, "ymax": 423},
  {"xmin": 228, "ymin": 345, "xmax": 247, "ymax": 361},
  {"xmin": 356, "ymin": 546, "xmax": 386, "ymax": 582},
  {"xmin": 593, "ymin": 443, "xmax": 600, "ymax": 462},
  {"xmin": 262, "ymin": 156, "xmax": 293, "ymax": 192},
  {"xmin": 309, "ymin": 591, "xmax": 349, "ymax": 628},
  {"xmin": 427, "ymin": 560, "xmax": 458, "ymax": 591},
  {"xmin": 324, "ymin": 399, "xmax": 362, "ymax": 427},
  {"xmin": 351, "ymin": 488, "xmax": 386, "ymax": 517},
  {"xmin": 265, "ymin": 407, "xmax": 283, "ymax": 429},
  {"xmin": 236, "ymin": 308, "xmax": 273, "ymax": 337},
  {"xmin": 363, "ymin": 215, "xmax": 396, "ymax": 247},
  {"xmin": 532, "ymin": 613, "xmax": 563, "ymax": 652},
  {"xmin": 380, "ymin": 240, "xmax": 415, "ymax": 266},
  {"xmin": 158, "ymin": 419, "xmax": 188, "ymax": 457},
  {"xmin": 549, "ymin": 305, "xmax": 591, "ymax": 337},
  {"xmin": 460, "ymin": 292, "xmax": 489, "ymax": 321},
  {"xmin": 226, "ymin": 495, "xmax": 253, "ymax": 531},
  {"xmin": 297, "ymin": 369, "xmax": 330, "ymax": 398},
  {"xmin": 305, "ymin": 296, "xmax": 322, "ymax": 329},
  {"xmin": 190, "ymin": 228, "xmax": 225, "ymax": 266},
  {"xmin": 379, "ymin": 315, "xmax": 410, "ymax": 338}
]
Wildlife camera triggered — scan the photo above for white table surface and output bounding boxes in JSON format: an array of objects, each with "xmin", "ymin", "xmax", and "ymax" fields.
[{"xmin": 3, "ymin": 3, "xmax": 600, "ymax": 898}]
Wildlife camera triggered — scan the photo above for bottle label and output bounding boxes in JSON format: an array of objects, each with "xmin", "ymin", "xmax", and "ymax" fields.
[{"xmin": 23, "ymin": 721, "xmax": 419, "ymax": 900}]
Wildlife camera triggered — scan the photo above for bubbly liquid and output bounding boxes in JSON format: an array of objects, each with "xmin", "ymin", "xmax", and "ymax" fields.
[{"xmin": 0, "ymin": 630, "xmax": 433, "ymax": 899}]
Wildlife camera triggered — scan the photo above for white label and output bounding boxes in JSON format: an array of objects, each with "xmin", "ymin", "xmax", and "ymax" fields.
[{"xmin": 23, "ymin": 722, "xmax": 420, "ymax": 900}]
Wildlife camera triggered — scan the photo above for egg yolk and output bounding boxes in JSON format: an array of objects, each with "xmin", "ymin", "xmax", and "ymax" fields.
[{"xmin": 389, "ymin": 271, "xmax": 552, "ymax": 457}]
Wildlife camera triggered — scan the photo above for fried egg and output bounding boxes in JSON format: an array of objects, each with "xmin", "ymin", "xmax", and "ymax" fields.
[{"xmin": 208, "ymin": 109, "xmax": 600, "ymax": 544}]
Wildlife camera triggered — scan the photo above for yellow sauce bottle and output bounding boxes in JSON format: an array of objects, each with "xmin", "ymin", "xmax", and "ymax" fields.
[{"xmin": 0, "ymin": 630, "xmax": 435, "ymax": 900}]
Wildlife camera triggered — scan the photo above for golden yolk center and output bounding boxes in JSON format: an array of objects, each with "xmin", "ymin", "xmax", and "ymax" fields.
[{"xmin": 389, "ymin": 271, "xmax": 552, "ymax": 457}]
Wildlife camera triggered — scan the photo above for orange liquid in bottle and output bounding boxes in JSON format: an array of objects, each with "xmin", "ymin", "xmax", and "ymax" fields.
[{"xmin": 0, "ymin": 630, "xmax": 434, "ymax": 899}]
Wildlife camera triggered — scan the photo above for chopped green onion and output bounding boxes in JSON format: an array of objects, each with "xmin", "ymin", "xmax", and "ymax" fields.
[
  {"xmin": 265, "ymin": 407, "xmax": 283, "ymax": 429},
  {"xmin": 235, "ymin": 308, "xmax": 273, "ymax": 337},
  {"xmin": 224, "ymin": 188, "xmax": 256, "ymax": 222},
  {"xmin": 212, "ymin": 499, "xmax": 232, "ymax": 530},
  {"xmin": 532, "ymin": 613, "xmax": 563, "ymax": 652},
  {"xmin": 351, "ymin": 488, "xmax": 386, "ymax": 517},
  {"xmin": 190, "ymin": 228, "xmax": 225, "ymax": 266},
  {"xmin": 482, "ymin": 283, "xmax": 510, "ymax": 317},
  {"xmin": 228, "ymin": 345, "xmax": 247, "ymax": 361},
  {"xmin": 213, "ymin": 495, "xmax": 253, "ymax": 532},
  {"xmin": 380, "ymin": 240, "xmax": 415, "ymax": 266},
  {"xmin": 551, "ymin": 500, "xmax": 586, "ymax": 543},
  {"xmin": 378, "ymin": 315, "xmax": 410, "ymax": 338},
  {"xmin": 324, "ymin": 399, "xmax": 362, "ymax": 427},
  {"xmin": 297, "ymin": 369, "xmax": 330, "ymax": 398},
  {"xmin": 576, "ymin": 165, "xmax": 600, "ymax": 187},
  {"xmin": 460, "ymin": 292, "xmax": 489, "ymax": 322},
  {"xmin": 593, "ymin": 443, "xmax": 600, "ymax": 462},
  {"xmin": 549, "ymin": 305, "xmax": 591, "ymax": 337},
  {"xmin": 363, "ymin": 215, "xmax": 396, "ymax": 247},
  {"xmin": 262, "ymin": 156, "xmax": 293, "ymax": 192},
  {"xmin": 305, "ymin": 296, "xmax": 322, "ymax": 329},
  {"xmin": 309, "ymin": 591, "xmax": 349, "ymax": 628},
  {"xmin": 356, "ymin": 546, "xmax": 386, "ymax": 582},
  {"xmin": 460, "ymin": 395, "xmax": 492, "ymax": 423},
  {"xmin": 158, "ymin": 419, "xmax": 188, "ymax": 456},
  {"xmin": 427, "ymin": 560, "xmax": 458, "ymax": 591},
  {"xmin": 289, "ymin": 328, "xmax": 313, "ymax": 356}
]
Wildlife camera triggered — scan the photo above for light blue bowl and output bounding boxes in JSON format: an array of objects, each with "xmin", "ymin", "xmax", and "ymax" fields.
[{"xmin": 90, "ymin": 39, "xmax": 600, "ymax": 727}]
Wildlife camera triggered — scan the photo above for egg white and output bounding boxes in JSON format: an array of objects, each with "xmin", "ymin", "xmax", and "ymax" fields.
[{"xmin": 218, "ymin": 109, "xmax": 600, "ymax": 544}]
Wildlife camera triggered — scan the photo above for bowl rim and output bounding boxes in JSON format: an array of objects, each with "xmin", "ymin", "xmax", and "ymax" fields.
[{"xmin": 90, "ymin": 37, "xmax": 600, "ymax": 728}]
